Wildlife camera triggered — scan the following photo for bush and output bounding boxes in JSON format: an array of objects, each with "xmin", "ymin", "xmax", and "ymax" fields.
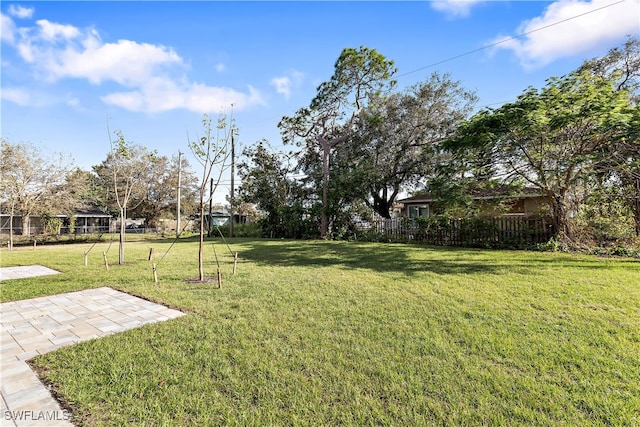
[
  {"xmin": 42, "ymin": 215, "xmax": 63, "ymax": 235},
  {"xmin": 535, "ymin": 237, "xmax": 568, "ymax": 253},
  {"xmin": 2, "ymin": 233, "xmax": 108, "ymax": 247},
  {"xmin": 215, "ymin": 223, "xmax": 262, "ymax": 238},
  {"xmin": 574, "ymin": 194, "xmax": 636, "ymax": 245}
]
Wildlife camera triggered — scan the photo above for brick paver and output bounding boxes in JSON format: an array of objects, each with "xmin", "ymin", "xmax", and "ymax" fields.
[{"xmin": 1, "ymin": 286, "xmax": 185, "ymax": 427}]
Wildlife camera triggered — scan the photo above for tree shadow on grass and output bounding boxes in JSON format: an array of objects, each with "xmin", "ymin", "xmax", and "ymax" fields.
[
  {"xmin": 238, "ymin": 240, "xmax": 508, "ymax": 276},
  {"xmin": 237, "ymin": 239, "xmax": 639, "ymax": 277}
]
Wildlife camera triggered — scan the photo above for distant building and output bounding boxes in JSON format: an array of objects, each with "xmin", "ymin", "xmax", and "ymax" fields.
[
  {"xmin": 0, "ymin": 209, "xmax": 112, "ymax": 235},
  {"xmin": 206, "ymin": 210, "xmax": 250, "ymax": 228},
  {"xmin": 398, "ymin": 187, "xmax": 551, "ymax": 219}
]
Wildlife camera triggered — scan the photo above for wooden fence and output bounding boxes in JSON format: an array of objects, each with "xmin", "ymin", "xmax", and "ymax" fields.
[{"xmin": 360, "ymin": 216, "xmax": 556, "ymax": 248}]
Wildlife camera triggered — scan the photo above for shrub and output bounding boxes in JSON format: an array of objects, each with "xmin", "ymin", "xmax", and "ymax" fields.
[{"xmin": 217, "ymin": 223, "xmax": 262, "ymax": 238}]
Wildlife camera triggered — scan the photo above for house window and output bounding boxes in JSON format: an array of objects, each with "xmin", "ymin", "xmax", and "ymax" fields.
[
  {"xmin": 507, "ymin": 199, "xmax": 526, "ymax": 214},
  {"xmin": 408, "ymin": 205, "xmax": 429, "ymax": 218}
]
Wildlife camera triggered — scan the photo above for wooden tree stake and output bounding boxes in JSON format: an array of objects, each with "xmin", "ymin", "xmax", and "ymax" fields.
[
  {"xmin": 84, "ymin": 253, "xmax": 88, "ymax": 267},
  {"xmin": 148, "ymin": 247, "xmax": 154, "ymax": 261},
  {"xmin": 103, "ymin": 251, "xmax": 109, "ymax": 270},
  {"xmin": 233, "ymin": 252, "xmax": 238, "ymax": 275},
  {"xmin": 217, "ymin": 268, "xmax": 222, "ymax": 289},
  {"xmin": 153, "ymin": 263, "xmax": 158, "ymax": 283}
]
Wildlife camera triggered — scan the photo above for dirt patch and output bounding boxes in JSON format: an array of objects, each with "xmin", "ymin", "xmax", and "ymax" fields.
[{"xmin": 183, "ymin": 277, "xmax": 220, "ymax": 284}]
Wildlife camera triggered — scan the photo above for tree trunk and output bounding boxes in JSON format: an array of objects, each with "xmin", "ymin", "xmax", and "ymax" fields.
[
  {"xmin": 21, "ymin": 214, "xmax": 30, "ymax": 236},
  {"xmin": 9, "ymin": 203, "xmax": 15, "ymax": 250},
  {"xmin": 119, "ymin": 207, "xmax": 126, "ymax": 264},
  {"xmin": 634, "ymin": 177, "xmax": 640, "ymax": 236},
  {"xmin": 551, "ymin": 192, "xmax": 571, "ymax": 242},
  {"xmin": 320, "ymin": 141, "xmax": 330, "ymax": 238},
  {"xmin": 372, "ymin": 188, "xmax": 393, "ymax": 219},
  {"xmin": 199, "ymin": 202, "xmax": 205, "ymax": 281}
]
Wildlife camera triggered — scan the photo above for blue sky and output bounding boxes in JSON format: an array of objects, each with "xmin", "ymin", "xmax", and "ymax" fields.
[{"xmin": 1, "ymin": 1, "xmax": 639, "ymax": 202}]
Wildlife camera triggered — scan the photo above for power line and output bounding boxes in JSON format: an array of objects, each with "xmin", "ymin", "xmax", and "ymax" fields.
[{"xmin": 395, "ymin": 0, "xmax": 627, "ymax": 79}]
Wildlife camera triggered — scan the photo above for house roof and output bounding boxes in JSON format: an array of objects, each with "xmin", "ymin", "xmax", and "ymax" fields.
[
  {"xmin": 398, "ymin": 186, "xmax": 545, "ymax": 204},
  {"xmin": 73, "ymin": 208, "xmax": 112, "ymax": 218},
  {"xmin": 0, "ymin": 207, "xmax": 112, "ymax": 218}
]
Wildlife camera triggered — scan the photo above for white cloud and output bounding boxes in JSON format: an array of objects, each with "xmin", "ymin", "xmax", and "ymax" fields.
[
  {"xmin": 430, "ymin": 0, "xmax": 486, "ymax": 18},
  {"xmin": 8, "ymin": 5, "xmax": 34, "ymax": 19},
  {"xmin": 51, "ymin": 38, "xmax": 183, "ymax": 85},
  {"xmin": 66, "ymin": 97, "xmax": 81, "ymax": 108},
  {"xmin": 1, "ymin": 13, "xmax": 16, "ymax": 43},
  {"xmin": 0, "ymin": 86, "xmax": 57, "ymax": 107},
  {"xmin": 0, "ymin": 87, "xmax": 31, "ymax": 105},
  {"xmin": 270, "ymin": 70, "xmax": 304, "ymax": 99},
  {"xmin": 491, "ymin": 0, "xmax": 640, "ymax": 69},
  {"xmin": 12, "ymin": 20, "xmax": 182, "ymax": 85},
  {"xmin": 2, "ymin": 14, "xmax": 266, "ymax": 113},
  {"xmin": 36, "ymin": 19, "xmax": 81, "ymax": 41},
  {"xmin": 101, "ymin": 77, "xmax": 265, "ymax": 113},
  {"xmin": 271, "ymin": 76, "xmax": 292, "ymax": 98}
]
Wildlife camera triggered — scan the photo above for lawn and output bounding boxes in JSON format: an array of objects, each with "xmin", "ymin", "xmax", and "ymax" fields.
[{"xmin": 1, "ymin": 238, "xmax": 639, "ymax": 425}]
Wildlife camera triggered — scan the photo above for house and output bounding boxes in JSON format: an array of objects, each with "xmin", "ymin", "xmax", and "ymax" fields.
[
  {"xmin": 398, "ymin": 187, "xmax": 551, "ymax": 219},
  {"xmin": 65, "ymin": 209, "xmax": 112, "ymax": 234},
  {"xmin": 0, "ymin": 209, "xmax": 112, "ymax": 235},
  {"xmin": 206, "ymin": 210, "xmax": 250, "ymax": 228}
]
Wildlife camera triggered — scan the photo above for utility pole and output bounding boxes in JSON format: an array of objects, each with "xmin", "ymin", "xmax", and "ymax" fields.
[
  {"xmin": 176, "ymin": 151, "xmax": 182, "ymax": 237},
  {"xmin": 230, "ymin": 129, "xmax": 236, "ymax": 238}
]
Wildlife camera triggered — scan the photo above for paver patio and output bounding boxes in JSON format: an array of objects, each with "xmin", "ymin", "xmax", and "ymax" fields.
[
  {"xmin": 0, "ymin": 266, "xmax": 60, "ymax": 281},
  {"xmin": 1, "ymin": 281, "xmax": 185, "ymax": 427}
]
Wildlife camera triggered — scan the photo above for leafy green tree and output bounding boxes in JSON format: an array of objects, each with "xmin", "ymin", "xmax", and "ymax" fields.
[
  {"xmin": 578, "ymin": 36, "xmax": 640, "ymax": 100},
  {"xmin": 449, "ymin": 71, "xmax": 637, "ymax": 242},
  {"xmin": 593, "ymin": 127, "xmax": 640, "ymax": 237},
  {"xmin": 238, "ymin": 141, "xmax": 294, "ymax": 214},
  {"xmin": 348, "ymin": 72, "xmax": 477, "ymax": 218},
  {"xmin": 129, "ymin": 154, "xmax": 198, "ymax": 229},
  {"xmin": 617, "ymin": 135, "xmax": 640, "ymax": 236},
  {"xmin": 279, "ymin": 46, "xmax": 396, "ymax": 237},
  {"xmin": 237, "ymin": 140, "xmax": 316, "ymax": 238},
  {"xmin": 63, "ymin": 168, "xmax": 102, "ymax": 209},
  {"xmin": 0, "ymin": 140, "xmax": 74, "ymax": 242},
  {"xmin": 579, "ymin": 36, "xmax": 640, "ymax": 236},
  {"xmin": 56, "ymin": 168, "xmax": 105, "ymax": 234},
  {"xmin": 294, "ymin": 145, "xmax": 357, "ymax": 238}
]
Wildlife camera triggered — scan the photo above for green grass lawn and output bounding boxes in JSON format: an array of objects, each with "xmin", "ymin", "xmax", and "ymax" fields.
[{"xmin": 1, "ymin": 238, "xmax": 639, "ymax": 426}]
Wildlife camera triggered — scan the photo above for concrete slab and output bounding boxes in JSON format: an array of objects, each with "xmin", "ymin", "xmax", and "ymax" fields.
[
  {"xmin": 1, "ymin": 287, "xmax": 185, "ymax": 426},
  {"xmin": 0, "ymin": 267, "xmax": 60, "ymax": 281}
]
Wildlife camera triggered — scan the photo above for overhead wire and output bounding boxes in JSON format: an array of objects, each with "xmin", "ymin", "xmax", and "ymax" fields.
[
  {"xmin": 156, "ymin": 220, "xmax": 192, "ymax": 266},
  {"xmin": 196, "ymin": 0, "xmax": 630, "ymax": 200},
  {"xmin": 392, "ymin": 0, "xmax": 629, "ymax": 111},
  {"xmin": 394, "ymin": 0, "xmax": 627, "ymax": 79}
]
